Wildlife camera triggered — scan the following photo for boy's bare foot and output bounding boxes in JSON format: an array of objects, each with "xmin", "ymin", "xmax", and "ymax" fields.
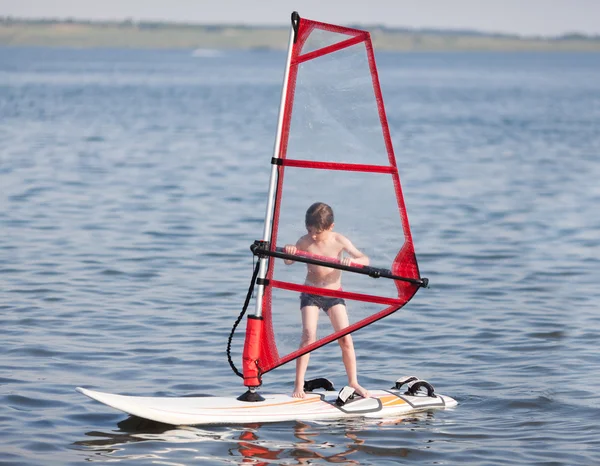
[
  {"xmin": 350, "ymin": 383, "xmax": 370, "ymax": 398},
  {"xmin": 292, "ymin": 385, "xmax": 306, "ymax": 398}
]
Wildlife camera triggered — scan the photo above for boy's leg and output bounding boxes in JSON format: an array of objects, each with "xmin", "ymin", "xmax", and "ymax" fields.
[
  {"xmin": 293, "ymin": 306, "xmax": 320, "ymax": 398},
  {"xmin": 327, "ymin": 304, "xmax": 370, "ymax": 398}
]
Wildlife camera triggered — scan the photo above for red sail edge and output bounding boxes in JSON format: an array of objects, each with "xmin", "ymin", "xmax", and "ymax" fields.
[{"xmin": 251, "ymin": 15, "xmax": 422, "ymax": 378}]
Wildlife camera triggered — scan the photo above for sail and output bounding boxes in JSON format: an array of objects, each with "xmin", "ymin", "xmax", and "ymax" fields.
[{"xmin": 253, "ymin": 14, "xmax": 423, "ymax": 376}]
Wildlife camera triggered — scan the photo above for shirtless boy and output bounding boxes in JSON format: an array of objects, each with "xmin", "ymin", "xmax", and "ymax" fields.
[{"xmin": 284, "ymin": 202, "xmax": 370, "ymax": 399}]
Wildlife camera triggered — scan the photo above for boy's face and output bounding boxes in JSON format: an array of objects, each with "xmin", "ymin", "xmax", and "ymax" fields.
[{"xmin": 307, "ymin": 224, "xmax": 333, "ymax": 241}]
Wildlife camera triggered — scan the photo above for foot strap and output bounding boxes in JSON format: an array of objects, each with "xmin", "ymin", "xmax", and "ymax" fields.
[
  {"xmin": 393, "ymin": 375, "xmax": 436, "ymax": 397},
  {"xmin": 304, "ymin": 377, "xmax": 335, "ymax": 392},
  {"xmin": 335, "ymin": 386, "xmax": 357, "ymax": 406}
]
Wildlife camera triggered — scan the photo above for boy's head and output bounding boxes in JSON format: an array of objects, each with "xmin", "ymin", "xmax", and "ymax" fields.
[{"xmin": 305, "ymin": 202, "xmax": 334, "ymax": 232}]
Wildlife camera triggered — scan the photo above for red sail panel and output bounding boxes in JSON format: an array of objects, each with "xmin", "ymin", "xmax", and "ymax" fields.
[{"xmin": 258, "ymin": 17, "xmax": 422, "ymax": 374}]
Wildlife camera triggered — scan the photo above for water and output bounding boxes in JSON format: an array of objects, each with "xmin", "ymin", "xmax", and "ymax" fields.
[{"xmin": 1, "ymin": 47, "xmax": 600, "ymax": 465}]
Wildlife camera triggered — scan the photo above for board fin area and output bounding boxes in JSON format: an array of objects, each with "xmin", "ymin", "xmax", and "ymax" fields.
[{"xmin": 77, "ymin": 385, "xmax": 456, "ymax": 426}]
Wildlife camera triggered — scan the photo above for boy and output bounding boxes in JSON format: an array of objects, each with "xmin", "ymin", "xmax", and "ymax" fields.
[{"xmin": 284, "ymin": 202, "xmax": 370, "ymax": 399}]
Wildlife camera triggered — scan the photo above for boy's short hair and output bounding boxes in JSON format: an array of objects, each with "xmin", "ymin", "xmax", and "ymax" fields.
[{"xmin": 305, "ymin": 202, "xmax": 334, "ymax": 230}]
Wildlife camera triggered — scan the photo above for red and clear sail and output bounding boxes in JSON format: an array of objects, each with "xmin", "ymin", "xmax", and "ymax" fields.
[{"xmin": 256, "ymin": 15, "xmax": 423, "ymax": 375}]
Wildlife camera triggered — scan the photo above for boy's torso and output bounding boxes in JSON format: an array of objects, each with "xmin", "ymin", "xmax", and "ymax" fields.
[{"xmin": 299, "ymin": 232, "xmax": 344, "ymax": 289}]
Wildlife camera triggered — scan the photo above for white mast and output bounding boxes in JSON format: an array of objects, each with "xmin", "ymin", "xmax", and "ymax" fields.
[{"xmin": 253, "ymin": 18, "xmax": 296, "ymax": 319}]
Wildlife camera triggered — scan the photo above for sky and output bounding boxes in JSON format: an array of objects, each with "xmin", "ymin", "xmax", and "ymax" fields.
[{"xmin": 2, "ymin": 0, "xmax": 600, "ymax": 37}]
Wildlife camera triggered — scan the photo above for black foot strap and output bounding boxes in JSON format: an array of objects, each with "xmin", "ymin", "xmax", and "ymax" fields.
[
  {"xmin": 393, "ymin": 375, "xmax": 436, "ymax": 397},
  {"xmin": 304, "ymin": 377, "xmax": 335, "ymax": 392}
]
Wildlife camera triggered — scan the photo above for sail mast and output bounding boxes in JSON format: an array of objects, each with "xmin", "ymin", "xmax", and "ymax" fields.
[
  {"xmin": 254, "ymin": 14, "xmax": 297, "ymax": 320},
  {"xmin": 241, "ymin": 13, "xmax": 298, "ymax": 390}
]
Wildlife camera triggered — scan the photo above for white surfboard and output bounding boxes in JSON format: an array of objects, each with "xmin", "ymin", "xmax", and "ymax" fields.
[{"xmin": 77, "ymin": 386, "xmax": 457, "ymax": 426}]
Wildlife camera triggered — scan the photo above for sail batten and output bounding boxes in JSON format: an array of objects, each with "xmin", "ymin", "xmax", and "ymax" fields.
[
  {"xmin": 276, "ymin": 158, "xmax": 397, "ymax": 174},
  {"xmin": 295, "ymin": 34, "xmax": 368, "ymax": 64},
  {"xmin": 270, "ymin": 280, "xmax": 406, "ymax": 306}
]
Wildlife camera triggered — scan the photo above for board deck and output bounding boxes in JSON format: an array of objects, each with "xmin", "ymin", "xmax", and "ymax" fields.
[{"xmin": 77, "ymin": 387, "xmax": 457, "ymax": 426}]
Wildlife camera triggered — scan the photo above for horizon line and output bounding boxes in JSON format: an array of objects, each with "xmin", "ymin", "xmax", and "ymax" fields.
[{"xmin": 2, "ymin": 15, "xmax": 599, "ymax": 40}]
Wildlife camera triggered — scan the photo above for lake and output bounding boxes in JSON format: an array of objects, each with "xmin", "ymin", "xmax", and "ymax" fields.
[{"xmin": 1, "ymin": 46, "xmax": 599, "ymax": 465}]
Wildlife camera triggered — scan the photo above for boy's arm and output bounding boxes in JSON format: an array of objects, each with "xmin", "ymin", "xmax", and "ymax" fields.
[{"xmin": 339, "ymin": 236, "xmax": 369, "ymax": 266}]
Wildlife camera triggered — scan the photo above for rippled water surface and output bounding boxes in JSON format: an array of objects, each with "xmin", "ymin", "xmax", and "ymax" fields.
[{"xmin": 1, "ymin": 47, "xmax": 600, "ymax": 465}]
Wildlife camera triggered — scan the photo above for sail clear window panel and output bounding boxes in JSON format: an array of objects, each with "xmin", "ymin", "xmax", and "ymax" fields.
[
  {"xmin": 287, "ymin": 44, "xmax": 389, "ymax": 166},
  {"xmin": 267, "ymin": 287, "xmax": 395, "ymax": 360},
  {"xmin": 273, "ymin": 167, "xmax": 407, "ymax": 270}
]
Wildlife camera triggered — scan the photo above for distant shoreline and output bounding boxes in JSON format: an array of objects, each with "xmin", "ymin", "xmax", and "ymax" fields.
[{"xmin": 2, "ymin": 18, "xmax": 600, "ymax": 51}]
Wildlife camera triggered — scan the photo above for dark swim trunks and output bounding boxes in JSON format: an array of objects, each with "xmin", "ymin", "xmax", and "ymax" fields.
[{"xmin": 300, "ymin": 292, "xmax": 346, "ymax": 312}]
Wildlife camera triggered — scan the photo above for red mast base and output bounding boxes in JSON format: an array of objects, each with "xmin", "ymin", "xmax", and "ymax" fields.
[{"xmin": 242, "ymin": 315, "xmax": 263, "ymax": 388}]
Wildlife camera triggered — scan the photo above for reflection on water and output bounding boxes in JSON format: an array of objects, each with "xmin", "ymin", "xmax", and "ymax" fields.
[{"xmin": 74, "ymin": 413, "xmax": 439, "ymax": 464}]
